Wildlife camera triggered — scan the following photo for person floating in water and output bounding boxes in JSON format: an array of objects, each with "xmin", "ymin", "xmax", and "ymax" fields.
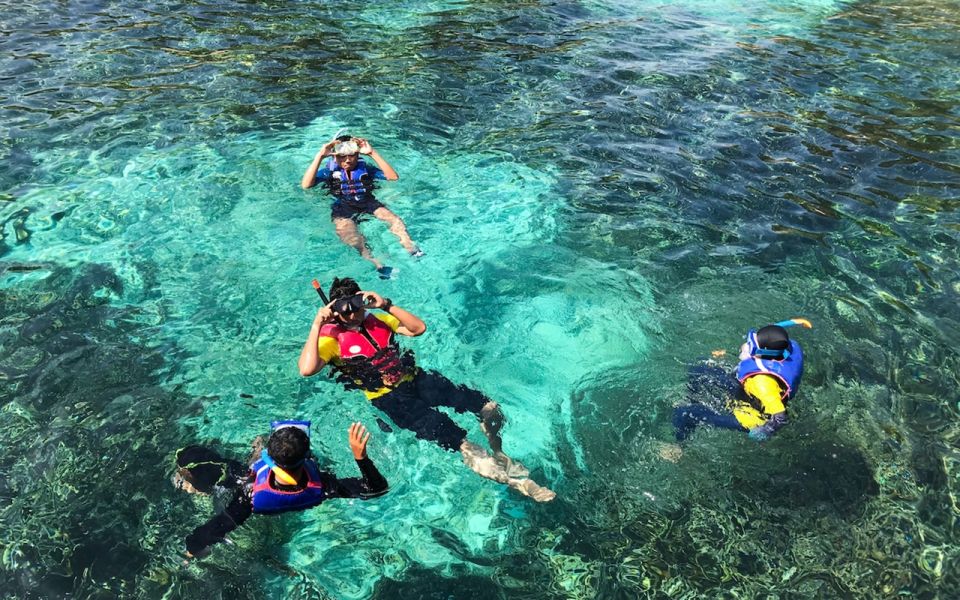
[
  {"xmin": 175, "ymin": 421, "xmax": 387, "ymax": 559},
  {"xmin": 298, "ymin": 277, "xmax": 556, "ymax": 502},
  {"xmin": 672, "ymin": 318, "xmax": 812, "ymax": 443},
  {"xmin": 300, "ymin": 135, "xmax": 423, "ymax": 279}
]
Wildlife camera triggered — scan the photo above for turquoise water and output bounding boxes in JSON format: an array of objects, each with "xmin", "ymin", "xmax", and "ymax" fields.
[{"xmin": 2, "ymin": 0, "xmax": 959, "ymax": 597}]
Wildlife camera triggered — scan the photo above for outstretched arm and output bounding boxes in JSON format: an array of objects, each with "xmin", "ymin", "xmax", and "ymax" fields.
[
  {"xmin": 355, "ymin": 138, "xmax": 398, "ymax": 180},
  {"xmin": 321, "ymin": 423, "xmax": 389, "ymax": 499},
  {"xmin": 185, "ymin": 487, "xmax": 253, "ymax": 558}
]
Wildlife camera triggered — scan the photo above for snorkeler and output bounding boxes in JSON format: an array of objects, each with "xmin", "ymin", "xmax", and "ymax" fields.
[
  {"xmin": 297, "ymin": 277, "xmax": 556, "ymax": 502},
  {"xmin": 300, "ymin": 135, "xmax": 423, "ymax": 279},
  {"xmin": 672, "ymin": 318, "xmax": 812, "ymax": 443},
  {"xmin": 174, "ymin": 421, "xmax": 387, "ymax": 559}
]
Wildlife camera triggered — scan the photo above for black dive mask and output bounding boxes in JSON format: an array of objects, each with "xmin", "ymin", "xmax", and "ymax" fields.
[{"xmin": 332, "ymin": 293, "xmax": 365, "ymax": 316}]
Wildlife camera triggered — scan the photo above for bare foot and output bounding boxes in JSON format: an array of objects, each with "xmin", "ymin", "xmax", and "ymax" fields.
[
  {"xmin": 172, "ymin": 470, "xmax": 202, "ymax": 495},
  {"xmin": 509, "ymin": 478, "xmax": 556, "ymax": 502},
  {"xmin": 461, "ymin": 441, "xmax": 510, "ymax": 483},
  {"xmin": 657, "ymin": 442, "xmax": 683, "ymax": 463}
]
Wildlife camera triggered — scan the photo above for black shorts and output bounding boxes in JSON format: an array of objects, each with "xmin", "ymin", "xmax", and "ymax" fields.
[
  {"xmin": 371, "ymin": 370, "xmax": 491, "ymax": 452},
  {"xmin": 331, "ymin": 197, "xmax": 385, "ymax": 221}
]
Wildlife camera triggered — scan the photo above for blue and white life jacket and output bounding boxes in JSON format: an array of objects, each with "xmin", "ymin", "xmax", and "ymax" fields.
[
  {"xmin": 322, "ymin": 158, "xmax": 376, "ymax": 202},
  {"xmin": 736, "ymin": 329, "xmax": 804, "ymax": 399}
]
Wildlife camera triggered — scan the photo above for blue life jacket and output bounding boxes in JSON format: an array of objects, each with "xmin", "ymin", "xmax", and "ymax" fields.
[
  {"xmin": 250, "ymin": 419, "xmax": 324, "ymax": 514},
  {"xmin": 736, "ymin": 329, "xmax": 804, "ymax": 399},
  {"xmin": 250, "ymin": 457, "xmax": 325, "ymax": 515},
  {"xmin": 322, "ymin": 158, "xmax": 376, "ymax": 202}
]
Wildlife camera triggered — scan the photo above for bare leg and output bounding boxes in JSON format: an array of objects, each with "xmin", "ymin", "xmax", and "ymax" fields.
[
  {"xmin": 460, "ymin": 440, "xmax": 510, "ymax": 483},
  {"xmin": 480, "ymin": 402, "xmax": 529, "ymax": 477},
  {"xmin": 479, "ymin": 401, "xmax": 504, "ymax": 454},
  {"xmin": 508, "ymin": 478, "xmax": 557, "ymax": 502},
  {"xmin": 333, "ymin": 217, "xmax": 383, "ymax": 270},
  {"xmin": 372, "ymin": 206, "xmax": 419, "ymax": 254},
  {"xmin": 460, "ymin": 441, "xmax": 556, "ymax": 502}
]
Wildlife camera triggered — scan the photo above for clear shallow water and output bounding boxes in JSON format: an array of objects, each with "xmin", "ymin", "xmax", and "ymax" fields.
[{"xmin": 1, "ymin": 0, "xmax": 958, "ymax": 598}]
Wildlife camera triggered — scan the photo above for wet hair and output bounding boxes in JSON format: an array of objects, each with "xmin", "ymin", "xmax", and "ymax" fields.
[
  {"xmin": 756, "ymin": 325, "xmax": 790, "ymax": 353},
  {"xmin": 267, "ymin": 427, "xmax": 310, "ymax": 468},
  {"xmin": 329, "ymin": 276, "xmax": 361, "ymax": 301}
]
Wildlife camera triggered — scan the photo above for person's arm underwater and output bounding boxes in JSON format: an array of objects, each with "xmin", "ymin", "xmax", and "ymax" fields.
[
  {"xmin": 301, "ymin": 140, "xmax": 338, "ymax": 190},
  {"xmin": 298, "ymin": 305, "xmax": 334, "ymax": 376},
  {"xmin": 360, "ymin": 291, "xmax": 425, "ymax": 337},
  {"xmin": 319, "ymin": 422, "xmax": 389, "ymax": 499},
  {"xmin": 184, "ymin": 482, "xmax": 253, "ymax": 558},
  {"xmin": 355, "ymin": 138, "xmax": 398, "ymax": 181},
  {"xmin": 744, "ymin": 375, "xmax": 788, "ymax": 441}
]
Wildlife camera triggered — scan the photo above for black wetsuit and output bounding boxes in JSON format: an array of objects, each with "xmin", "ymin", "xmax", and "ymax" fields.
[
  {"xmin": 371, "ymin": 370, "xmax": 492, "ymax": 452},
  {"xmin": 181, "ymin": 450, "xmax": 387, "ymax": 557}
]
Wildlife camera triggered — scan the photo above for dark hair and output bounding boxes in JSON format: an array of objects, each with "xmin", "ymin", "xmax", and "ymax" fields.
[
  {"xmin": 756, "ymin": 325, "xmax": 790, "ymax": 352},
  {"xmin": 329, "ymin": 277, "xmax": 361, "ymax": 301},
  {"xmin": 267, "ymin": 427, "xmax": 310, "ymax": 468}
]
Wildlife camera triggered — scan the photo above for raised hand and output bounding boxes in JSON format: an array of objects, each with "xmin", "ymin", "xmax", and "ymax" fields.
[
  {"xmin": 348, "ymin": 422, "xmax": 371, "ymax": 460},
  {"xmin": 359, "ymin": 291, "xmax": 387, "ymax": 309},
  {"xmin": 318, "ymin": 139, "xmax": 338, "ymax": 158},
  {"xmin": 360, "ymin": 292, "xmax": 387, "ymax": 308},
  {"xmin": 314, "ymin": 304, "xmax": 334, "ymax": 327},
  {"xmin": 354, "ymin": 137, "xmax": 373, "ymax": 154}
]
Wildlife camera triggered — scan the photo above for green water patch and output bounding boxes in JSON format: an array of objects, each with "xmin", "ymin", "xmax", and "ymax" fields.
[
  {"xmin": 2, "ymin": 0, "xmax": 959, "ymax": 598},
  {"xmin": 10, "ymin": 115, "xmax": 657, "ymax": 596},
  {"xmin": 0, "ymin": 261, "xmax": 277, "ymax": 597}
]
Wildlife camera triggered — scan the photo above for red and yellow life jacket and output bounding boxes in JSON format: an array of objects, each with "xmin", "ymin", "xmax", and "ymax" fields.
[{"xmin": 320, "ymin": 314, "xmax": 416, "ymax": 393}]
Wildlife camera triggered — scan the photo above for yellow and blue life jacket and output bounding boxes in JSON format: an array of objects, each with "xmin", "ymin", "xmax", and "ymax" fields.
[{"xmin": 736, "ymin": 329, "xmax": 804, "ymax": 399}]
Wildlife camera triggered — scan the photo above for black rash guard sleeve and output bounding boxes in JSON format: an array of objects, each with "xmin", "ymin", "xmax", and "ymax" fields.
[
  {"xmin": 185, "ymin": 458, "xmax": 387, "ymax": 557},
  {"xmin": 185, "ymin": 486, "xmax": 252, "ymax": 557},
  {"xmin": 318, "ymin": 457, "xmax": 389, "ymax": 500}
]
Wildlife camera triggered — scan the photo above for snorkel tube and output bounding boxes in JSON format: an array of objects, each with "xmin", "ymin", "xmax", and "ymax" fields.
[
  {"xmin": 773, "ymin": 318, "xmax": 813, "ymax": 330},
  {"xmin": 312, "ymin": 279, "xmax": 330, "ymax": 305},
  {"xmin": 749, "ymin": 318, "xmax": 812, "ymax": 359}
]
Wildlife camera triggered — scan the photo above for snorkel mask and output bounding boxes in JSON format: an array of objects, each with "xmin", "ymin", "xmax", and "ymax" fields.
[
  {"xmin": 332, "ymin": 293, "xmax": 367, "ymax": 317},
  {"xmin": 333, "ymin": 139, "xmax": 360, "ymax": 156}
]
